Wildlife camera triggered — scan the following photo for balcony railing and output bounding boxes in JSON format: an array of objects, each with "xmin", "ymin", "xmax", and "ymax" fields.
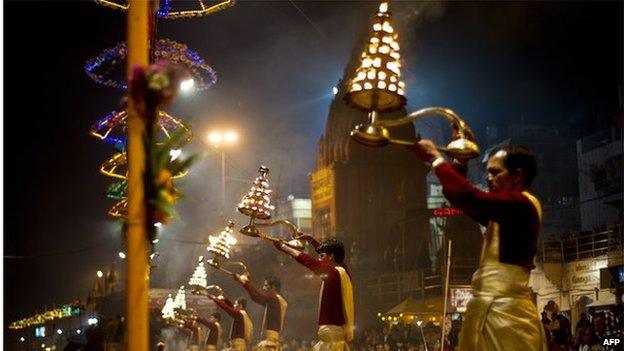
[
  {"xmin": 359, "ymin": 257, "xmax": 478, "ymax": 308},
  {"xmin": 538, "ymin": 222, "xmax": 623, "ymax": 263}
]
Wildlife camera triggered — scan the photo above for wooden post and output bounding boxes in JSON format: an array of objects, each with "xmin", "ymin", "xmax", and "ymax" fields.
[
  {"xmin": 440, "ymin": 240, "xmax": 452, "ymax": 351},
  {"xmin": 126, "ymin": 1, "xmax": 150, "ymax": 350}
]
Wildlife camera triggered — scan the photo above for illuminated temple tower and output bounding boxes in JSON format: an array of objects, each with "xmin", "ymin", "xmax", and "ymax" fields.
[{"xmin": 310, "ymin": 2, "xmax": 430, "ymax": 287}]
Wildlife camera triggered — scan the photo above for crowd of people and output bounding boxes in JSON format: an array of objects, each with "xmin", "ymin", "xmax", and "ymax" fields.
[
  {"xmin": 541, "ymin": 301, "xmax": 622, "ymax": 351},
  {"xmin": 353, "ymin": 323, "xmax": 444, "ymax": 351}
]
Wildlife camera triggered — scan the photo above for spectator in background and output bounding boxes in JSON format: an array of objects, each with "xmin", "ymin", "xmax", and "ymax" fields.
[
  {"xmin": 576, "ymin": 313, "xmax": 591, "ymax": 334},
  {"xmin": 574, "ymin": 326, "xmax": 598, "ymax": 351},
  {"xmin": 544, "ymin": 301, "xmax": 571, "ymax": 351}
]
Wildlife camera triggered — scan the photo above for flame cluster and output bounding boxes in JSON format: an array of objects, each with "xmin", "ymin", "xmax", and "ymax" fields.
[{"xmin": 345, "ymin": 2, "xmax": 406, "ymax": 112}]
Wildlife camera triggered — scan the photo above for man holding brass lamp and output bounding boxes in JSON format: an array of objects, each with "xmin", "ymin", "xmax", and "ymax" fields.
[
  {"xmin": 232, "ymin": 273, "xmax": 288, "ymax": 351},
  {"xmin": 195, "ymin": 312, "xmax": 223, "ymax": 351},
  {"xmin": 273, "ymin": 236, "xmax": 354, "ymax": 351},
  {"xmin": 209, "ymin": 294, "xmax": 253, "ymax": 351},
  {"xmin": 408, "ymin": 140, "xmax": 547, "ymax": 351}
]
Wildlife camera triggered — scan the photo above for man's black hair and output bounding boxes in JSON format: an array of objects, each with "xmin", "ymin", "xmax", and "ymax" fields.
[
  {"xmin": 492, "ymin": 145, "xmax": 537, "ymax": 187},
  {"xmin": 210, "ymin": 312, "xmax": 221, "ymax": 321},
  {"xmin": 316, "ymin": 238, "xmax": 345, "ymax": 264},
  {"xmin": 264, "ymin": 276, "xmax": 281, "ymax": 292},
  {"xmin": 235, "ymin": 298, "xmax": 247, "ymax": 309}
]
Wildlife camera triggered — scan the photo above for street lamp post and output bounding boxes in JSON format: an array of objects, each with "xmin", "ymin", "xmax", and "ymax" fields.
[{"xmin": 206, "ymin": 130, "xmax": 238, "ymax": 216}]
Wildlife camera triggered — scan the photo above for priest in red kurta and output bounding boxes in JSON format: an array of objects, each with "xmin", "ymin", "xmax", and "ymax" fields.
[
  {"xmin": 408, "ymin": 141, "xmax": 547, "ymax": 351},
  {"xmin": 233, "ymin": 274, "xmax": 287, "ymax": 351},
  {"xmin": 273, "ymin": 236, "xmax": 354, "ymax": 351},
  {"xmin": 209, "ymin": 294, "xmax": 253, "ymax": 351}
]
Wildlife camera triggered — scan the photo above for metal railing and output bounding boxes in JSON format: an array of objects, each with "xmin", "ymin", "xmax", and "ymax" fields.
[
  {"xmin": 359, "ymin": 259, "xmax": 478, "ymax": 308},
  {"xmin": 538, "ymin": 223, "xmax": 623, "ymax": 263}
]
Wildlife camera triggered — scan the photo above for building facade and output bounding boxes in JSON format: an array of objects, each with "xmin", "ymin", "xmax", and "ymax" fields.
[{"xmin": 576, "ymin": 127, "xmax": 623, "ymax": 231}]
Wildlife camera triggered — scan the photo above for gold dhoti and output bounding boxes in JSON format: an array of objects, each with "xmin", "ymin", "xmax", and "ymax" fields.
[
  {"xmin": 312, "ymin": 325, "xmax": 350, "ymax": 351},
  {"xmin": 231, "ymin": 337, "xmax": 248, "ymax": 351},
  {"xmin": 253, "ymin": 330, "xmax": 280, "ymax": 351},
  {"xmin": 458, "ymin": 264, "xmax": 547, "ymax": 351}
]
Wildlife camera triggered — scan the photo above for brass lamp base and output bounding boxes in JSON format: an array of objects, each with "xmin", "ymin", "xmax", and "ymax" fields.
[
  {"xmin": 239, "ymin": 224, "xmax": 260, "ymax": 238},
  {"xmin": 350, "ymin": 123, "xmax": 391, "ymax": 147}
]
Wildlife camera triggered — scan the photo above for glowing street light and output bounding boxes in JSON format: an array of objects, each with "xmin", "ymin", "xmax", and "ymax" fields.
[
  {"xmin": 223, "ymin": 131, "xmax": 238, "ymax": 144},
  {"xmin": 206, "ymin": 130, "xmax": 238, "ymax": 148},
  {"xmin": 97, "ymin": 270, "xmax": 104, "ymax": 278},
  {"xmin": 205, "ymin": 129, "xmax": 239, "ymax": 216},
  {"xmin": 57, "ymin": 329, "xmax": 63, "ymax": 335},
  {"xmin": 180, "ymin": 78, "xmax": 195, "ymax": 92},
  {"xmin": 118, "ymin": 251, "xmax": 126, "ymax": 259}
]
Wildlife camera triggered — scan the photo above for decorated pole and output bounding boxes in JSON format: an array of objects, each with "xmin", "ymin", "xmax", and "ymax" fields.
[{"xmin": 125, "ymin": 1, "xmax": 151, "ymax": 350}]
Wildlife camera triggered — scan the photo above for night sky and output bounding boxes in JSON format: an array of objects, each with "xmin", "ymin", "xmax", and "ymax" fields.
[{"xmin": 4, "ymin": 0, "xmax": 622, "ymax": 329}]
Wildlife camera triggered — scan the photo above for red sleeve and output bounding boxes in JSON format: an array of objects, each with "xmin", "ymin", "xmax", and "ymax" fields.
[
  {"xmin": 242, "ymin": 281, "xmax": 271, "ymax": 305},
  {"xmin": 213, "ymin": 298, "xmax": 238, "ymax": 318},
  {"xmin": 309, "ymin": 237, "xmax": 321, "ymax": 249},
  {"xmin": 434, "ymin": 163, "xmax": 531, "ymax": 225},
  {"xmin": 295, "ymin": 252, "xmax": 331, "ymax": 276}
]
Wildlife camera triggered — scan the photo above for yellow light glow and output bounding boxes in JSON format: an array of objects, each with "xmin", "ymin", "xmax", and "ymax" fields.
[
  {"xmin": 364, "ymin": 82, "xmax": 373, "ymax": 90},
  {"xmin": 352, "ymin": 83, "xmax": 362, "ymax": 91},
  {"xmin": 399, "ymin": 313, "xmax": 404, "ymax": 317},
  {"xmin": 390, "ymin": 76, "xmax": 397, "ymax": 82},
  {"xmin": 368, "ymin": 45, "xmax": 377, "ymax": 54},
  {"xmin": 373, "ymin": 23, "xmax": 382, "ymax": 31},
  {"xmin": 180, "ymin": 78, "xmax": 195, "ymax": 92},
  {"xmin": 397, "ymin": 88, "xmax": 404, "ymax": 95},
  {"xmin": 367, "ymin": 70, "xmax": 376, "ymax": 79},
  {"xmin": 224, "ymin": 132, "xmax": 238, "ymax": 144},
  {"xmin": 390, "ymin": 42, "xmax": 400, "ymax": 51},
  {"xmin": 97, "ymin": 270, "xmax": 103, "ymax": 278},
  {"xmin": 388, "ymin": 84, "xmax": 397, "ymax": 91},
  {"xmin": 379, "ymin": 45, "xmax": 390, "ymax": 54},
  {"xmin": 377, "ymin": 81, "xmax": 386, "ymax": 89},
  {"xmin": 387, "ymin": 61, "xmax": 400, "ymax": 74},
  {"xmin": 378, "ymin": 71, "xmax": 387, "ymax": 80},
  {"xmin": 379, "ymin": 2, "xmax": 388, "ymax": 13},
  {"xmin": 390, "ymin": 52, "xmax": 400, "ymax": 59},
  {"xmin": 377, "ymin": 312, "xmax": 382, "ymax": 317},
  {"xmin": 207, "ymin": 132, "xmax": 223, "ymax": 145},
  {"xmin": 382, "ymin": 36, "xmax": 392, "ymax": 44},
  {"xmin": 370, "ymin": 37, "xmax": 380, "ymax": 44},
  {"xmin": 398, "ymin": 81, "xmax": 405, "ymax": 88},
  {"xmin": 383, "ymin": 23, "xmax": 394, "ymax": 33},
  {"xmin": 373, "ymin": 57, "xmax": 382, "ymax": 68},
  {"xmin": 357, "ymin": 71, "xmax": 366, "ymax": 80},
  {"xmin": 362, "ymin": 58, "xmax": 373, "ymax": 68}
]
